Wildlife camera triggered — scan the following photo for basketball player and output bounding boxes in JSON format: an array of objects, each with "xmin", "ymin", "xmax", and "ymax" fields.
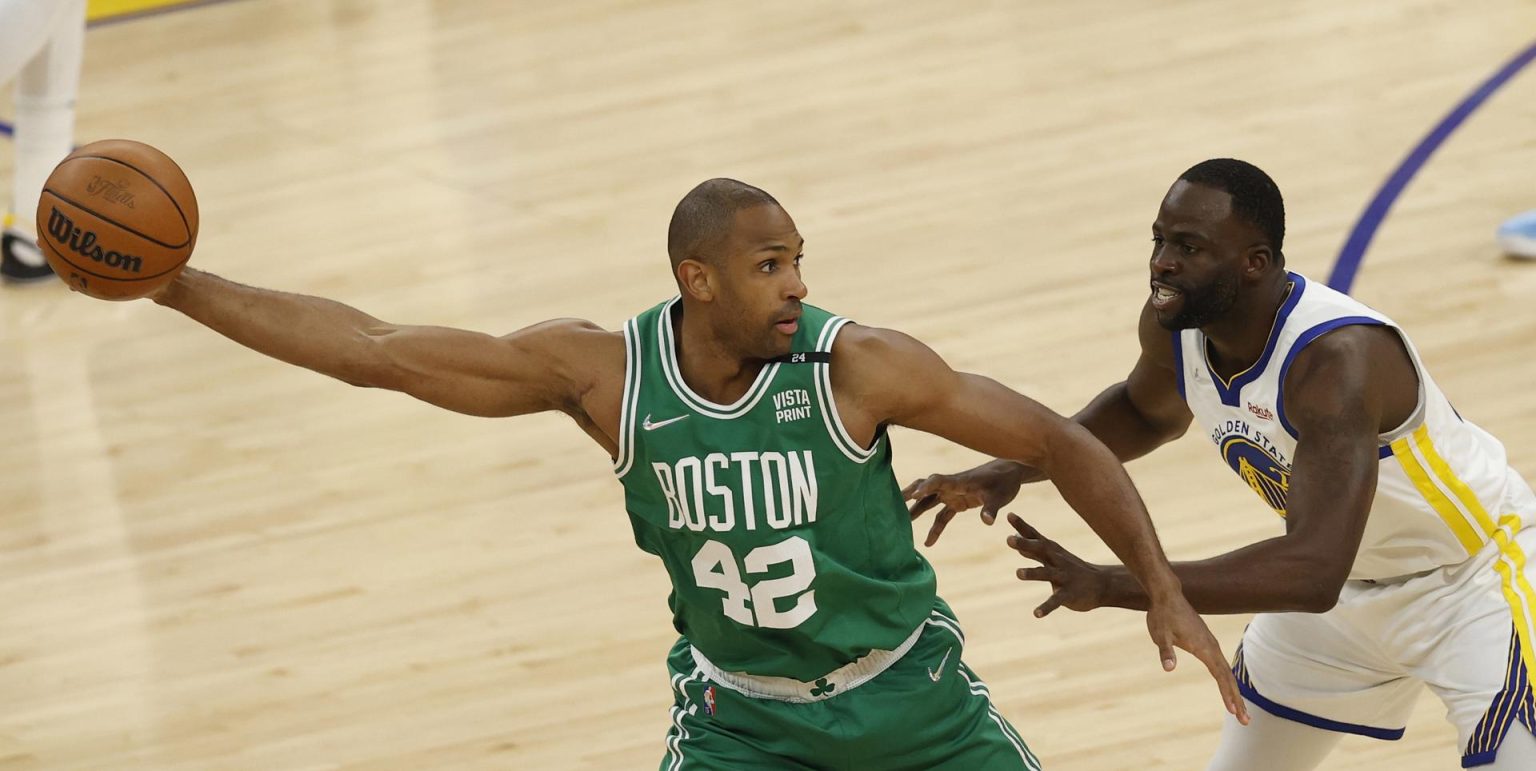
[
  {"xmin": 905, "ymin": 159, "xmax": 1536, "ymax": 769},
  {"xmin": 0, "ymin": 0, "xmax": 85, "ymax": 282},
  {"xmin": 117, "ymin": 179, "xmax": 1244, "ymax": 768}
]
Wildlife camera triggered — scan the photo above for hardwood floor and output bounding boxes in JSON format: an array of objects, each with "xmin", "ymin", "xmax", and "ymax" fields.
[{"xmin": 2, "ymin": 1, "xmax": 1533, "ymax": 767}]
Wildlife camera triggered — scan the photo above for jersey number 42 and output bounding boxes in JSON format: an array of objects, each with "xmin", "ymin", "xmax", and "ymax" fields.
[{"xmin": 691, "ymin": 536, "xmax": 816, "ymax": 629}]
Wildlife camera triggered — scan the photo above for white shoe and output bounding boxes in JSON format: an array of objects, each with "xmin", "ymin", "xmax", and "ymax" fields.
[{"xmin": 1498, "ymin": 210, "xmax": 1536, "ymax": 260}]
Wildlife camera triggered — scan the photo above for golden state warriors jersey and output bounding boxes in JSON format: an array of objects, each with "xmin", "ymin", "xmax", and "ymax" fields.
[{"xmin": 1174, "ymin": 272, "xmax": 1536, "ymax": 580}]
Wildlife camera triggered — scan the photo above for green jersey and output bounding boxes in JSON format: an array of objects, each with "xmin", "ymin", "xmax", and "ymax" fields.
[{"xmin": 614, "ymin": 298, "xmax": 938, "ymax": 680}]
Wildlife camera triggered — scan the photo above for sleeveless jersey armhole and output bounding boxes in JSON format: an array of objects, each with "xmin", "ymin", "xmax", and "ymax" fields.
[
  {"xmin": 813, "ymin": 317, "xmax": 879, "ymax": 464},
  {"xmin": 1374, "ymin": 326, "xmax": 1427, "ymax": 446},
  {"xmin": 1172, "ymin": 330, "xmax": 1187, "ymax": 400},
  {"xmin": 612, "ymin": 317, "xmax": 643, "ymax": 478},
  {"xmin": 1274, "ymin": 317, "xmax": 1413, "ymax": 454}
]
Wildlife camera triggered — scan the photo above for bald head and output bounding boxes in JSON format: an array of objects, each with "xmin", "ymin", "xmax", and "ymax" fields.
[{"xmin": 667, "ymin": 178, "xmax": 781, "ymax": 268}]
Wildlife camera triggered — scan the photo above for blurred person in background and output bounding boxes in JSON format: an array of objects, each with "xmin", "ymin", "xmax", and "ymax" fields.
[{"xmin": 0, "ymin": 0, "xmax": 85, "ymax": 283}]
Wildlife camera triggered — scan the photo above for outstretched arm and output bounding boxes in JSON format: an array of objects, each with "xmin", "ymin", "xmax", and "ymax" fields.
[
  {"xmin": 1048, "ymin": 326, "xmax": 1392, "ymax": 614},
  {"xmin": 833, "ymin": 324, "xmax": 1246, "ymax": 724},
  {"xmin": 905, "ymin": 300, "xmax": 1192, "ymax": 536},
  {"xmin": 837, "ymin": 323, "xmax": 1184, "ymax": 602},
  {"xmin": 152, "ymin": 268, "xmax": 621, "ymax": 433}
]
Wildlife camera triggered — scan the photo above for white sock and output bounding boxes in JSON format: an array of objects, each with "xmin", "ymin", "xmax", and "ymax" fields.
[{"xmin": 6, "ymin": 0, "xmax": 84, "ymax": 263}]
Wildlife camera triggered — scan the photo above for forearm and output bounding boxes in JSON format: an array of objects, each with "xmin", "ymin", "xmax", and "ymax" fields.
[
  {"xmin": 1037, "ymin": 422, "xmax": 1182, "ymax": 600},
  {"xmin": 1098, "ymin": 536, "xmax": 1340, "ymax": 613},
  {"xmin": 1093, "ymin": 433, "xmax": 1375, "ymax": 615},
  {"xmin": 984, "ymin": 382, "xmax": 1180, "ymax": 485},
  {"xmin": 154, "ymin": 268, "xmax": 392, "ymax": 386}
]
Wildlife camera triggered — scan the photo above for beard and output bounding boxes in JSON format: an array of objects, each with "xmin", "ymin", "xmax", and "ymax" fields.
[
  {"xmin": 1156, "ymin": 272, "xmax": 1240, "ymax": 330},
  {"xmin": 714, "ymin": 301, "xmax": 790, "ymax": 360}
]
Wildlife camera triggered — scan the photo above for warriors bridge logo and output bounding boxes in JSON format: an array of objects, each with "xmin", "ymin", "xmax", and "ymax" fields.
[{"xmin": 1216, "ymin": 428, "xmax": 1291, "ymax": 516}]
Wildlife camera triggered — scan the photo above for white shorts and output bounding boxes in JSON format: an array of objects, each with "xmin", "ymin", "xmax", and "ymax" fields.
[{"xmin": 1234, "ymin": 520, "xmax": 1536, "ymax": 768}]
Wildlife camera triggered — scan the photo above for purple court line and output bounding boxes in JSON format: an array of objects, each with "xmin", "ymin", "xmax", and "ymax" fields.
[
  {"xmin": 1328, "ymin": 39, "xmax": 1536, "ymax": 293},
  {"xmin": 5, "ymin": 30, "xmax": 1534, "ymax": 289}
]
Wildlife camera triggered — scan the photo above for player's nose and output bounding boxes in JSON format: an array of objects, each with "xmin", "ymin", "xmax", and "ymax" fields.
[
  {"xmin": 1150, "ymin": 248, "xmax": 1181, "ymax": 277},
  {"xmin": 785, "ymin": 272, "xmax": 807, "ymax": 301}
]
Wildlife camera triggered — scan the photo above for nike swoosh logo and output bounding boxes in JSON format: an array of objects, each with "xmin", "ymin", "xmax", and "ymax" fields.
[
  {"xmin": 928, "ymin": 647, "xmax": 952, "ymax": 682},
  {"xmin": 642, "ymin": 414, "xmax": 690, "ymax": 431}
]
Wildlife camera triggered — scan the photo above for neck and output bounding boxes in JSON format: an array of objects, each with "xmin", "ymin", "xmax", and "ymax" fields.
[
  {"xmin": 673, "ymin": 302, "xmax": 764, "ymax": 404},
  {"xmin": 1200, "ymin": 271, "xmax": 1292, "ymax": 376}
]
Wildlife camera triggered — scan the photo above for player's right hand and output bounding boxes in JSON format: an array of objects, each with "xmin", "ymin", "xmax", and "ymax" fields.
[{"xmin": 902, "ymin": 460, "xmax": 1030, "ymax": 546}]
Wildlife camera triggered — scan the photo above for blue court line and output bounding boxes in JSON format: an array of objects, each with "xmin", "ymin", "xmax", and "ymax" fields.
[
  {"xmin": 1328, "ymin": 39, "xmax": 1536, "ymax": 293},
  {"xmin": 5, "ymin": 32, "xmax": 1534, "ymax": 282}
]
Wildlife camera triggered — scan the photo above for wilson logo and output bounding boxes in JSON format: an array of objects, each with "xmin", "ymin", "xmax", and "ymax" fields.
[
  {"xmin": 85, "ymin": 176, "xmax": 137, "ymax": 209},
  {"xmin": 47, "ymin": 207, "xmax": 144, "ymax": 273}
]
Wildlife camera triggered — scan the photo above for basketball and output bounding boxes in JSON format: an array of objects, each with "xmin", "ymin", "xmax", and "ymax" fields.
[{"xmin": 35, "ymin": 139, "xmax": 199, "ymax": 301}]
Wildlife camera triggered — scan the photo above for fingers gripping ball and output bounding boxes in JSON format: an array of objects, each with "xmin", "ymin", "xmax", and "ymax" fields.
[{"xmin": 36, "ymin": 139, "xmax": 199, "ymax": 300}]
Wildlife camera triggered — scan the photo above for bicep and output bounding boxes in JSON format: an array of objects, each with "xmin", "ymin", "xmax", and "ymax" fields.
[
  {"xmin": 1121, "ymin": 352, "xmax": 1193, "ymax": 437},
  {"xmin": 851, "ymin": 329, "xmax": 1066, "ymax": 466},
  {"xmin": 1123, "ymin": 300, "xmax": 1192, "ymax": 435},
  {"xmin": 372, "ymin": 318, "xmax": 613, "ymax": 418},
  {"xmin": 1277, "ymin": 338, "xmax": 1384, "ymax": 553},
  {"xmin": 913, "ymin": 372, "xmax": 1071, "ymax": 465}
]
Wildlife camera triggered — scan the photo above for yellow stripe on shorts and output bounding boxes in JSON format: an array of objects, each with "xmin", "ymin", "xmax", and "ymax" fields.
[
  {"xmin": 1393, "ymin": 427, "xmax": 1536, "ymax": 675},
  {"xmin": 1493, "ymin": 517, "xmax": 1536, "ymax": 677}
]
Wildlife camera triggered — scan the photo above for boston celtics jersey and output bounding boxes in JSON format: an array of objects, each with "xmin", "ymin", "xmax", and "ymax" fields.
[
  {"xmin": 1174, "ymin": 272, "xmax": 1536, "ymax": 580},
  {"xmin": 612, "ymin": 298, "xmax": 937, "ymax": 681}
]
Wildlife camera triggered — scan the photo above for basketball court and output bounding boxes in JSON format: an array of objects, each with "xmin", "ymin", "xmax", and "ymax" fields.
[{"xmin": 2, "ymin": 2, "xmax": 1534, "ymax": 768}]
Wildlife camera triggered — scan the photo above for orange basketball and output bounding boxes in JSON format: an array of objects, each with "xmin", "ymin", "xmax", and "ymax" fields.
[{"xmin": 36, "ymin": 139, "xmax": 198, "ymax": 301}]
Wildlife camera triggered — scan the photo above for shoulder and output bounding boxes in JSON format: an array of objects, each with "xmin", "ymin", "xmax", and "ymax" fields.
[
  {"xmin": 826, "ymin": 323, "xmax": 960, "ymax": 424},
  {"xmin": 1284, "ymin": 323, "xmax": 1401, "ymax": 387},
  {"xmin": 500, "ymin": 318, "xmax": 626, "ymax": 393},
  {"xmin": 1282, "ymin": 324, "xmax": 1410, "ymax": 428},
  {"xmin": 504, "ymin": 318, "xmax": 624, "ymax": 355},
  {"xmin": 829, "ymin": 323, "xmax": 940, "ymax": 374}
]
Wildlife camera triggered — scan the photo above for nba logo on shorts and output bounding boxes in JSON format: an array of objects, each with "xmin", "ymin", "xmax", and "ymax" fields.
[{"xmin": 703, "ymin": 686, "xmax": 716, "ymax": 716}]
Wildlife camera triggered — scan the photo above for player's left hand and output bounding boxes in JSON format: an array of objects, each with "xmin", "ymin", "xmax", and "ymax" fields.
[{"xmin": 1006, "ymin": 514, "xmax": 1110, "ymax": 615}]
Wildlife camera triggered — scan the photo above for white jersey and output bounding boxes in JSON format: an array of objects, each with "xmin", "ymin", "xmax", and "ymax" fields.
[{"xmin": 1173, "ymin": 271, "xmax": 1536, "ymax": 580}]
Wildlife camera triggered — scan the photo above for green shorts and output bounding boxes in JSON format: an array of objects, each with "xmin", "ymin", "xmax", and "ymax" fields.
[{"xmin": 659, "ymin": 601, "xmax": 1042, "ymax": 770}]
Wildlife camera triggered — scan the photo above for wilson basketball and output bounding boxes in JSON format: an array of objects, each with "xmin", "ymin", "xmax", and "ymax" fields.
[{"xmin": 36, "ymin": 139, "xmax": 199, "ymax": 301}]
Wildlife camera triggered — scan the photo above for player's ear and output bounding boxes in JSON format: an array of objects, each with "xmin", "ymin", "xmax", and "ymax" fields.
[
  {"xmin": 1244, "ymin": 244, "xmax": 1275, "ymax": 279},
  {"xmin": 677, "ymin": 258, "xmax": 716, "ymax": 302}
]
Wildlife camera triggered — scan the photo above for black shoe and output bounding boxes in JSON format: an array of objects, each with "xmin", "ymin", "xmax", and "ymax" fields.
[{"xmin": 1, "ymin": 229, "xmax": 55, "ymax": 283}]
